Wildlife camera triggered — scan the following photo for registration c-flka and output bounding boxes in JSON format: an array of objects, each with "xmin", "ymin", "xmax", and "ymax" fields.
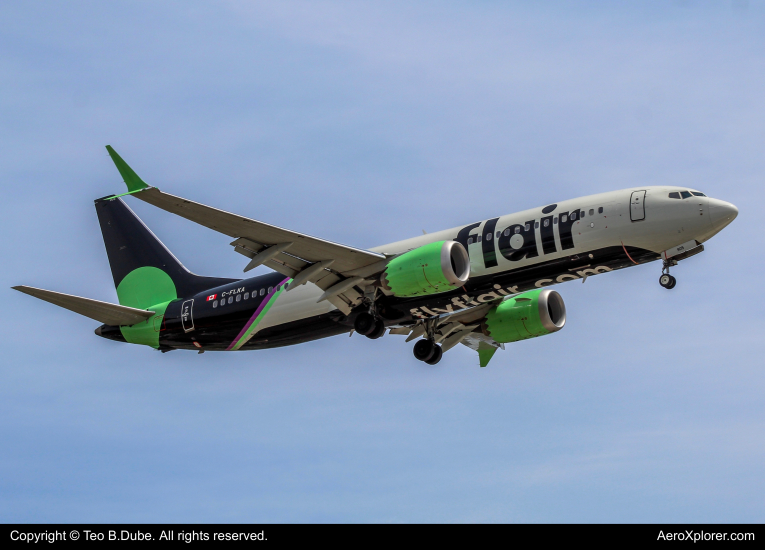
[{"xmin": 14, "ymin": 147, "xmax": 739, "ymax": 367}]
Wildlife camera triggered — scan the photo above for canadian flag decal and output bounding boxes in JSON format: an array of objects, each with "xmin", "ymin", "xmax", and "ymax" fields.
[{"xmin": 206, "ymin": 294, "xmax": 217, "ymax": 301}]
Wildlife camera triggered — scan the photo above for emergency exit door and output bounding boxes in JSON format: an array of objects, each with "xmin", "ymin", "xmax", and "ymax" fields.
[
  {"xmin": 630, "ymin": 190, "xmax": 646, "ymax": 222},
  {"xmin": 181, "ymin": 299, "xmax": 194, "ymax": 332}
]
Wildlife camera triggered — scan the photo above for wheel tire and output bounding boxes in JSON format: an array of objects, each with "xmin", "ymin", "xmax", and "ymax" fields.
[
  {"xmin": 424, "ymin": 345, "xmax": 443, "ymax": 365},
  {"xmin": 354, "ymin": 312, "xmax": 375, "ymax": 336},
  {"xmin": 667, "ymin": 275, "xmax": 677, "ymax": 289},
  {"xmin": 366, "ymin": 319, "xmax": 386, "ymax": 339},
  {"xmin": 413, "ymin": 339, "xmax": 436, "ymax": 362},
  {"xmin": 659, "ymin": 274, "xmax": 672, "ymax": 288}
]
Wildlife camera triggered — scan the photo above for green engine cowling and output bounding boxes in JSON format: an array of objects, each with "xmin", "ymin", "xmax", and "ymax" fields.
[
  {"xmin": 482, "ymin": 289, "xmax": 566, "ymax": 343},
  {"xmin": 382, "ymin": 240, "xmax": 470, "ymax": 297}
]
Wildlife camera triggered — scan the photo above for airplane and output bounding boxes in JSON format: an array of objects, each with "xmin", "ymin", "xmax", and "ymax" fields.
[{"xmin": 13, "ymin": 146, "xmax": 739, "ymax": 367}]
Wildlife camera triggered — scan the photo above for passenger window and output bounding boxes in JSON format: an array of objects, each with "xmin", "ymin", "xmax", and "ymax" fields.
[
  {"xmin": 503, "ymin": 228, "xmax": 510, "ymax": 237},
  {"xmin": 561, "ymin": 214, "xmax": 568, "ymax": 223},
  {"xmin": 553, "ymin": 217, "xmax": 558, "ymax": 224},
  {"xmin": 535, "ymin": 221, "xmax": 539, "ymax": 229},
  {"xmin": 220, "ymin": 298, "xmax": 225, "ymax": 307},
  {"xmin": 228, "ymin": 296, "xmax": 233, "ymax": 304},
  {"xmin": 571, "ymin": 212, "xmax": 576, "ymax": 220},
  {"xmin": 691, "ymin": 191, "xmax": 706, "ymax": 197},
  {"xmin": 260, "ymin": 288, "xmax": 266, "ymax": 296},
  {"xmin": 524, "ymin": 223, "xmax": 530, "ymax": 231},
  {"xmin": 543, "ymin": 219, "xmax": 549, "ymax": 227},
  {"xmin": 236, "ymin": 294, "xmax": 241, "ymax": 302},
  {"xmin": 213, "ymin": 300, "xmax": 218, "ymax": 308},
  {"xmin": 589, "ymin": 209, "xmax": 594, "ymax": 216},
  {"xmin": 681, "ymin": 191, "xmax": 692, "ymax": 199},
  {"xmin": 514, "ymin": 226, "xmax": 520, "ymax": 234},
  {"xmin": 485, "ymin": 232, "xmax": 492, "ymax": 241},
  {"xmin": 467, "ymin": 237, "xmax": 474, "ymax": 245},
  {"xmin": 598, "ymin": 207, "xmax": 603, "ymax": 214},
  {"xmin": 496, "ymin": 231, "xmax": 501, "ymax": 238},
  {"xmin": 477, "ymin": 235, "xmax": 482, "ymax": 243},
  {"xmin": 268, "ymin": 287, "xmax": 273, "ymax": 293},
  {"xmin": 580, "ymin": 210, "xmax": 585, "ymax": 218},
  {"xmin": 668, "ymin": 192, "xmax": 681, "ymax": 199},
  {"xmin": 244, "ymin": 292, "xmax": 249, "ymax": 299}
]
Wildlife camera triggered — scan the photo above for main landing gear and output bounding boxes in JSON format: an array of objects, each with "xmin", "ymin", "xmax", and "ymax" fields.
[
  {"xmin": 413, "ymin": 339, "xmax": 443, "ymax": 365},
  {"xmin": 354, "ymin": 311, "xmax": 385, "ymax": 339},
  {"xmin": 410, "ymin": 317, "xmax": 443, "ymax": 365},
  {"xmin": 659, "ymin": 259, "xmax": 677, "ymax": 289},
  {"xmin": 355, "ymin": 293, "xmax": 442, "ymax": 364}
]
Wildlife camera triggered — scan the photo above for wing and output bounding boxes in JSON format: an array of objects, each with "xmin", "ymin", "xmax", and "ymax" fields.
[
  {"xmin": 13, "ymin": 286, "xmax": 155, "ymax": 326},
  {"xmin": 105, "ymin": 146, "xmax": 388, "ymax": 314}
]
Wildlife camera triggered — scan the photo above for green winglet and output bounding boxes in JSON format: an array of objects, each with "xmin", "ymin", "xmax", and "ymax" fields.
[
  {"xmin": 478, "ymin": 343, "xmax": 498, "ymax": 368},
  {"xmin": 106, "ymin": 145, "xmax": 148, "ymax": 193}
]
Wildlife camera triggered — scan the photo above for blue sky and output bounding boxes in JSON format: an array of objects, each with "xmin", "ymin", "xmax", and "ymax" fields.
[{"xmin": 1, "ymin": 1, "xmax": 764, "ymax": 522}]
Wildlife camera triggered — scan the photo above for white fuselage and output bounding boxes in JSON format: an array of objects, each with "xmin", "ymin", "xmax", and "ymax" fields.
[{"xmin": 254, "ymin": 186, "xmax": 737, "ymax": 332}]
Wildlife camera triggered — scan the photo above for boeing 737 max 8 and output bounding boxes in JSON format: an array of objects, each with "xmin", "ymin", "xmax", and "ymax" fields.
[{"xmin": 14, "ymin": 146, "xmax": 738, "ymax": 366}]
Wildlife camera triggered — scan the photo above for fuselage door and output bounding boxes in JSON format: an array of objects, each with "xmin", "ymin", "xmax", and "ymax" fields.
[
  {"xmin": 630, "ymin": 190, "xmax": 646, "ymax": 222},
  {"xmin": 181, "ymin": 299, "xmax": 195, "ymax": 333}
]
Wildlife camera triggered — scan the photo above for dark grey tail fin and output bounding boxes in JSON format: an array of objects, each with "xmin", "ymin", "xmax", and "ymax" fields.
[{"xmin": 95, "ymin": 196, "xmax": 236, "ymax": 299}]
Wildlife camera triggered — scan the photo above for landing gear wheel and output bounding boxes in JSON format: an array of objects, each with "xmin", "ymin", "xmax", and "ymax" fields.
[
  {"xmin": 424, "ymin": 344, "xmax": 443, "ymax": 365},
  {"xmin": 659, "ymin": 274, "xmax": 677, "ymax": 289},
  {"xmin": 413, "ymin": 339, "xmax": 436, "ymax": 362},
  {"xmin": 354, "ymin": 312, "xmax": 376, "ymax": 336},
  {"xmin": 366, "ymin": 319, "xmax": 386, "ymax": 339}
]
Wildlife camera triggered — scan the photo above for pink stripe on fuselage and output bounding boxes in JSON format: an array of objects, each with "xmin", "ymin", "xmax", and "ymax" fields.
[{"xmin": 226, "ymin": 277, "xmax": 290, "ymax": 351}]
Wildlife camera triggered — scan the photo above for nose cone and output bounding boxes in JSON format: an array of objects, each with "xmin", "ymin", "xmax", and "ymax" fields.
[{"xmin": 708, "ymin": 199, "xmax": 738, "ymax": 232}]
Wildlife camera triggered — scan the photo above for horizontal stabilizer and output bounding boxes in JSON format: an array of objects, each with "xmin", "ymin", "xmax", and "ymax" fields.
[{"xmin": 12, "ymin": 286, "xmax": 155, "ymax": 326}]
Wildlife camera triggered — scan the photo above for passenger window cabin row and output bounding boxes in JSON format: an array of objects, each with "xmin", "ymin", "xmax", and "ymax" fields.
[
  {"xmin": 467, "ymin": 206, "xmax": 607, "ymax": 244},
  {"xmin": 211, "ymin": 283, "xmax": 288, "ymax": 308}
]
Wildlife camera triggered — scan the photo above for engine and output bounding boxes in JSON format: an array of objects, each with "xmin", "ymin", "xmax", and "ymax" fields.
[
  {"xmin": 482, "ymin": 289, "xmax": 566, "ymax": 343},
  {"xmin": 382, "ymin": 240, "xmax": 470, "ymax": 298}
]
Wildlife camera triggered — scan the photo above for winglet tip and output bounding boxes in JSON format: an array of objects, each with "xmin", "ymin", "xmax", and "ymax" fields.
[{"xmin": 104, "ymin": 145, "xmax": 148, "ymax": 192}]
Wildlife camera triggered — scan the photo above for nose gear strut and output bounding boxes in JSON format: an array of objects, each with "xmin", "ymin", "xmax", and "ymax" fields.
[{"xmin": 659, "ymin": 258, "xmax": 677, "ymax": 289}]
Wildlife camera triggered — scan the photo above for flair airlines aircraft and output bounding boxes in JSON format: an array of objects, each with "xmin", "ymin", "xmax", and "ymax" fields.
[{"xmin": 14, "ymin": 147, "xmax": 738, "ymax": 366}]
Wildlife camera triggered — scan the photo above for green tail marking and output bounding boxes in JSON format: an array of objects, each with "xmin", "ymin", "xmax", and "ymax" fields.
[
  {"xmin": 116, "ymin": 266, "xmax": 177, "ymax": 349},
  {"xmin": 106, "ymin": 145, "xmax": 149, "ymax": 193}
]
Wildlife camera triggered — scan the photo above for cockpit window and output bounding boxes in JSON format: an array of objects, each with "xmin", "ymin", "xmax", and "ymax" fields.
[
  {"xmin": 680, "ymin": 191, "xmax": 692, "ymax": 199},
  {"xmin": 668, "ymin": 192, "xmax": 681, "ymax": 199},
  {"xmin": 691, "ymin": 191, "xmax": 706, "ymax": 197}
]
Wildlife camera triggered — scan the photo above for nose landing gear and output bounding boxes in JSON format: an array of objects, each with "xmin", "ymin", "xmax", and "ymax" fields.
[
  {"xmin": 659, "ymin": 273, "xmax": 676, "ymax": 289},
  {"xmin": 659, "ymin": 259, "xmax": 677, "ymax": 289}
]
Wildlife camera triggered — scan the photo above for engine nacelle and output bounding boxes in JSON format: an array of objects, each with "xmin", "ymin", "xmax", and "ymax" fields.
[
  {"xmin": 482, "ymin": 289, "xmax": 566, "ymax": 343},
  {"xmin": 382, "ymin": 241, "xmax": 470, "ymax": 298}
]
